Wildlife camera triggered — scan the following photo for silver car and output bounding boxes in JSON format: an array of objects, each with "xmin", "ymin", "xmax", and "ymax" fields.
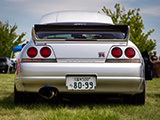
[{"xmin": 14, "ymin": 11, "xmax": 150, "ymax": 104}]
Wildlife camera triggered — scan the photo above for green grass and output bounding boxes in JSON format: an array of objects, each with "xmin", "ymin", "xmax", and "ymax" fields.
[{"xmin": 0, "ymin": 74, "xmax": 160, "ymax": 120}]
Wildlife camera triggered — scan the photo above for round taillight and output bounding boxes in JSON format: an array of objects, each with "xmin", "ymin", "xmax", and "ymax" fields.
[
  {"xmin": 27, "ymin": 47, "xmax": 37, "ymax": 58},
  {"xmin": 111, "ymin": 47, "xmax": 122, "ymax": 58},
  {"xmin": 125, "ymin": 47, "xmax": 135, "ymax": 58},
  {"xmin": 40, "ymin": 47, "xmax": 51, "ymax": 58}
]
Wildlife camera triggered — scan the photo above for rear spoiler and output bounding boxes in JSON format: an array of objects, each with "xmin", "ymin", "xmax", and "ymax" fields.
[{"xmin": 32, "ymin": 24, "xmax": 130, "ymax": 42}]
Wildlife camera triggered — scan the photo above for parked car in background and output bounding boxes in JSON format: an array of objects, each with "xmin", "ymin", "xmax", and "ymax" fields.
[
  {"xmin": 14, "ymin": 11, "xmax": 152, "ymax": 105},
  {"xmin": 11, "ymin": 58, "xmax": 17, "ymax": 73},
  {"xmin": 0, "ymin": 57, "xmax": 12, "ymax": 73}
]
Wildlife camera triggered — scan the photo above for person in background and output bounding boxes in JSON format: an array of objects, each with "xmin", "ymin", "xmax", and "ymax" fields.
[
  {"xmin": 151, "ymin": 51, "xmax": 160, "ymax": 77},
  {"xmin": 151, "ymin": 51, "xmax": 158, "ymax": 62}
]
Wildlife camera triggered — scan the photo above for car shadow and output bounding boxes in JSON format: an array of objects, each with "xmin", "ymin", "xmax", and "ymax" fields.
[
  {"xmin": 154, "ymin": 93, "xmax": 160, "ymax": 98},
  {"xmin": 0, "ymin": 93, "xmax": 15, "ymax": 109},
  {"xmin": 56, "ymin": 94, "xmax": 125, "ymax": 105},
  {"xmin": 0, "ymin": 93, "xmax": 127, "ymax": 110}
]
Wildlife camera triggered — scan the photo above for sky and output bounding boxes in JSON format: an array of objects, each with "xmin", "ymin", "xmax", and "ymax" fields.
[{"xmin": 0, "ymin": 0, "xmax": 160, "ymax": 56}]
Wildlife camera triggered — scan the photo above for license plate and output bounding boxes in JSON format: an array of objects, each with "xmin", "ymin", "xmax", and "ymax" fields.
[{"xmin": 66, "ymin": 76, "xmax": 96, "ymax": 90}]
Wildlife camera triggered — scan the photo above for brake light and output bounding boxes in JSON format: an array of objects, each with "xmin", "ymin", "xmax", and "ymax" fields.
[
  {"xmin": 125, "ymin": 47, "xmax": 135, "ymax": 58},
  {"xmin": 111, "ymin": 47, "xmax": 122, "ymax": 58},
  {"xmin": 27, "ymin": 47, "xmax": 38, "ymax": 58},
  {"xmin": 40, "ymin": 47, "xmax": 51, "ymax": 58},
  {"xmin": 16, "ymin": 59, "xmax": 20, "ymax": 74}
]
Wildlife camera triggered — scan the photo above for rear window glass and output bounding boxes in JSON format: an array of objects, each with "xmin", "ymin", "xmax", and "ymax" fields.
[{"xmin": 36, "ymin": 31, "xmax": 125, "ymax": 40}]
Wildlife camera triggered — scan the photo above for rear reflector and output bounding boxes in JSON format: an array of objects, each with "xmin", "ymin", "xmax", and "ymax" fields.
[
  {"xmin": 106, "ymin": 59, "xmax": 140, "ymax": 63},
  {"xmin": 22, "ymin": 59, "xmax": 57, "ymax": 62},
  {"xmin": 125, "ymin": 47, "xmax": 135, "ymax": 58},
  {"xmin": 27, "ymin": 47, "xmax": 38, "ymax": 58},
  {"xmin": 16, "ymin": 59, "xmax": 20, "ymax": 74},
  {"xmin": 40, "ymin": 47, "xmax": 51, "ymax": 58},
  {"xmin": 111, "ymin": 47, "xmax": 122, "ymax": 58}
]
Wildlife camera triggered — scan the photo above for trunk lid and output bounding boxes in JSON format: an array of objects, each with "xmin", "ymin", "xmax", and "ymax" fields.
[{"xmin": 50, "ymin": 43, "xmax": 112, "ymax": 59}]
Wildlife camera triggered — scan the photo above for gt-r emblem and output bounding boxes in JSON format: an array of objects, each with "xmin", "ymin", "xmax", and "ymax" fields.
[{"xmin": 98, "ymin": 52, "xmax": 105, "ymax": 57}]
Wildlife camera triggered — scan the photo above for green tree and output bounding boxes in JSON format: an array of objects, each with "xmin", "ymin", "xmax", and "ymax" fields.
[
  {"xmin": 0, "ymin": 21, "xmax": 25, "ymax": 58},
  {"xmin": 102, "ymin": 4, "xmax": 156, "ymax": 56}
]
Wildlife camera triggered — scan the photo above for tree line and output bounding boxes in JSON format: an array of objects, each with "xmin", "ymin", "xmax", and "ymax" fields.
[
  {"xmin": 101, "ymin": 4, "xmax": 156, "ymax": 56},
  {"xmin": 0, "ymin": 21, "xmax": 25, "ymax": 58}
]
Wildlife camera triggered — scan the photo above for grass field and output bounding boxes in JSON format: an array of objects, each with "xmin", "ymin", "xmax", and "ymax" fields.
[{"xmin": 0, "ymin": 74, "xmax": 160, "ymax": 120}]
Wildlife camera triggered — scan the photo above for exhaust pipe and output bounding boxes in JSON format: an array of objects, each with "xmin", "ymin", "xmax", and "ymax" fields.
[{"xmin": 39, "ymin": 87, "xmax": 58, "ymax": 99}]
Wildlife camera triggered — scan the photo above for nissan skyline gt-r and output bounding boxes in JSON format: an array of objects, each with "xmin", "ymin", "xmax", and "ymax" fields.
[{"xmin": 14, "ymin": 11, "xmax": 151, "ymax": 105}]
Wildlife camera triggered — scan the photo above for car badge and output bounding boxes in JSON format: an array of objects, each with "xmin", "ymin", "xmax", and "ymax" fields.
[{"xmin": 98, "ymin": 52, "xmax": 105, "ymax": 57}]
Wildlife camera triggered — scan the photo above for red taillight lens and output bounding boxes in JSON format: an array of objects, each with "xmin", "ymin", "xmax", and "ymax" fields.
[
  {"xmin": 125, "ymin": 47, "xmax": 135, "ymax": 58},
  {"xmin": 27, "ymin": 47, "xmax": 38, "ymax": 58},
  {"xmin": 40, "ymin": 47, "xmax": 51, "ymax": 58},
  {"xmin": 16, "ymin": 59, "xmax": 20, "ymax": 74},
  {"xmin": 111, "ymin": 47, "xmax": 122, "ymax": 58}
]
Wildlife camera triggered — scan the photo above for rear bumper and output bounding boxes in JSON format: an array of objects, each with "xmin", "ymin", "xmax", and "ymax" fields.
[{"xmin": 15, "ymin": 63, "xmax": 145, "ymax": 95}]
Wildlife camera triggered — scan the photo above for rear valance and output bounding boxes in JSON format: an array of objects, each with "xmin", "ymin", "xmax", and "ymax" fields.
[{"xmin": 32, "ymin": 24, "xmax": 130, "ymax": 42}]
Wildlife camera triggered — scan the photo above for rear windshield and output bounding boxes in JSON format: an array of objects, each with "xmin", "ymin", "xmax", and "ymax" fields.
[{"xmin": 36, "ymin": 31, "xmax": 125, "ymax": 40}]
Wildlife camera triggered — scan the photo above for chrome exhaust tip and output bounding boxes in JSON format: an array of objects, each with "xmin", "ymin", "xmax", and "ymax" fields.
[{"xmin": 39, "ymin": 87, "xmax": 57, "ymax": 99}]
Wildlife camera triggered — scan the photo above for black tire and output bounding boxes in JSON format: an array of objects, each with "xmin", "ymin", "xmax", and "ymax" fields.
[
  {"xmin": 14, "ymin": 85, "xmax": 34, "ymax": 105},
  {"xmin": 14, "ymin": 85, "xmax": 39, "ymax": 105},
  {"xmin": 5, "ymin": 66, "xmax": 8, "ymax": 73},
  {"xmin": 127, "ymin": 87, "xmax": 145, "ymax": 105},
  {"xmin": 14, "ymin": 85, "xmax": 23, "ymax": 105}
]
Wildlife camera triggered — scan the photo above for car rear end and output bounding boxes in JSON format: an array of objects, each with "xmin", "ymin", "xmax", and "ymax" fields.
[{"xmin": 14, "ymin": 23, "xmax": 145, "ymax": 104}]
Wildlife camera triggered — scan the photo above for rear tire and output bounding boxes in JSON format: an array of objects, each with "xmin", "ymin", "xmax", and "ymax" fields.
[
  {"xmin": 5, "ymin": 66, "xmax": 8, "ymax": 73},
  {"xmin": 127, "ymin": 87, "xmax": 145, "ymax": 105},
  {"xmin": 14, "ymin": 85, "xmax": 34, "ymax": 105},
  {"xmin": 14, "ymin": 85, "xmax": 23, "ymax": 105}
]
